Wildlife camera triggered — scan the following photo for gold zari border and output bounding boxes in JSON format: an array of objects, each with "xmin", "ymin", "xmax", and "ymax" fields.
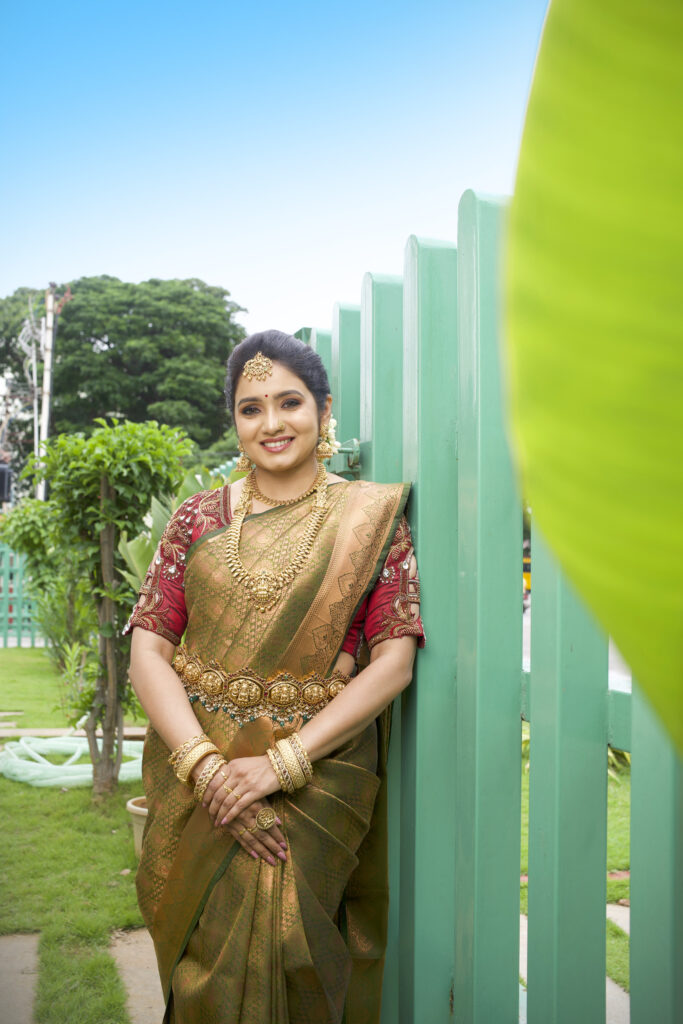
[{"xmin": 173, "ymin": 645, "xmax": 350, "ymax": 725}]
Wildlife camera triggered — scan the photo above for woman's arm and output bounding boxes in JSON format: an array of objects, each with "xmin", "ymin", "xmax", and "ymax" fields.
[
  {"xmin": 299, "ymin": 635, "xmax": 416, "ymax": 760},
  {"xmin": 128, "ymin": 627, "xmax": 206, "ymax": 755}
]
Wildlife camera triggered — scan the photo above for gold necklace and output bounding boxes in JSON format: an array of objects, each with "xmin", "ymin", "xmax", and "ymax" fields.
[
  {"xmin": 225, "ymin": 462, "xmax": 328, "ymax": 612},
  {"xmin": 249, "ymin": 466, "xmax": 320, "ymax": 507}
]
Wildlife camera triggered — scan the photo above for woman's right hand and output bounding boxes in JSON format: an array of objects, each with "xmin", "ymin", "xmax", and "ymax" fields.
[{"xmin": 196, "ymin": 759, "xmax": 288, "ymax": 866}]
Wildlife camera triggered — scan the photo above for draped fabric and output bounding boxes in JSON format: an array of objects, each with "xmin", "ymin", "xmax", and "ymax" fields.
[{"xmin": 131, "ymin": 480, "xmax": 423, "ymax": 1024}]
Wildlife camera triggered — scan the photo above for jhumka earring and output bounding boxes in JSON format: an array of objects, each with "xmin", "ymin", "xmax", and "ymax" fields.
[
  {"xmin": 236, "ymin": 441, "xmax": 253, "ymax": 472},
  {"xmin": 315, "ymin": 422, "xmax": 334, "ymax": 462}
]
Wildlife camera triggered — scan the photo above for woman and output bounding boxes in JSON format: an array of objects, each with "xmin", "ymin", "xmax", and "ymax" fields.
[{"xmin": 127, "ymin": 330, "xmax": 424, "ymax": 1024}]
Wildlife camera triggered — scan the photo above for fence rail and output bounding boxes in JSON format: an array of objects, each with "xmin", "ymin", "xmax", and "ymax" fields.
[
  {"xmin": 308, "ymin": 190, "xmax": 682, "ymax": 1023},
  {"xmin": 0, "ymin": 543, "xmax": 41, "ymax": 647}
]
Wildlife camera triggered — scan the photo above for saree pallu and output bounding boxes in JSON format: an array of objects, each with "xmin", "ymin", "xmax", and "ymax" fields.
[{"xmin": 136, "ymin": 480, "xmax": 410, "ymax": 1024}]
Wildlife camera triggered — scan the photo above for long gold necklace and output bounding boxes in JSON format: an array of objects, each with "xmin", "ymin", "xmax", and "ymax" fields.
[
  {"xmin": 225, "ymin": 462, "xmax": 328, "ymax": 612},
  {"xmin": 249, "ymin": 467, "xmax": 320, "ymax": 507}
]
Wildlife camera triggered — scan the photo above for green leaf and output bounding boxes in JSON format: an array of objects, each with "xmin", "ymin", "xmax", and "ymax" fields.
[{"xmin": 505, "ymin": 0, "xmax": 683, "ymax": 751}]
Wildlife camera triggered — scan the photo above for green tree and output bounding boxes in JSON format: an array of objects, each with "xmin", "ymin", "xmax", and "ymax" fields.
[
  {"xmin": 0, "ymin": 276, "xmax": 245, "ymax": 449},
  {"xmin": 23, "ymin": 419, "xmax": 193, "ymax": 796}
]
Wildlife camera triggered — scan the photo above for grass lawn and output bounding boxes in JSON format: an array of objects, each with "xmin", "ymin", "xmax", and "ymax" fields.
[
  {"xmin": 0, "ymin": 776, "xmax": 143, "ymax": 1024},
  {"xmin": 0, "ymin": 648, "xmax": 148, "ymax": 730}
]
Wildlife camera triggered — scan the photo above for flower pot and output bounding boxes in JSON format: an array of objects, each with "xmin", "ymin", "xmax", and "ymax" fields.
[{"xmin": 126, "ymin": 796, "xmax": 148, "ymax": 857}]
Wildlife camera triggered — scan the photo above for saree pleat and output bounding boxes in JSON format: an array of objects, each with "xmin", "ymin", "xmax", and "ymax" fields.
[{"xmin": 137, "ymin": 481, "xmax": 410, "ymax": 1023}]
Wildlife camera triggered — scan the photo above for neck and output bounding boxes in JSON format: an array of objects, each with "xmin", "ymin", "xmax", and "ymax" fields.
[{"xmin": 252, "ymin": 457, "xmax": 321, "ymax": 502}]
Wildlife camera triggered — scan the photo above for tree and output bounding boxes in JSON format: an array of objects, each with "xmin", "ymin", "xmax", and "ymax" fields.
[
  {"xmin": 23, "ymin": 419, "xmax": 193, "ymax": 796},
  {"xmin": 0, "ymin": 276, "xmax": 245, "ymax": 451}
]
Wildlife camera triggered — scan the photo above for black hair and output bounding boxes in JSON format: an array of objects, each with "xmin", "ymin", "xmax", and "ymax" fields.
[{"xmin": 225, "ymin": 330, "xmax": 331, "ymax": 416}]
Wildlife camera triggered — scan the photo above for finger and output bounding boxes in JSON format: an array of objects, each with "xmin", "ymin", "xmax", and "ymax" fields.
[
  {"xmin": 228, "ymin": 826, "xmax": 260, "ymax": 860},
  {"xmin": 220, "ymin": 793, "xmax": 251, "ymax": 828},
  {"xmin": 249, "ymin": 828, "xmax": 287, "ymax": 860},
  {"xmin": 241, "ymin": 830, "xmax": 285, "ymax": 865}
]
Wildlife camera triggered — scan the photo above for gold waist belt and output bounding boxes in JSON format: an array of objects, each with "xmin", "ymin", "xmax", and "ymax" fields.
[{"xmin": 173, "ymin": 645, "xmax": 350, "ymax": 726}]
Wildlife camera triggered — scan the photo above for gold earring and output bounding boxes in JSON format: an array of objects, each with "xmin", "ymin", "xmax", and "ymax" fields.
[
  {"xmin": 236, "ymin": 441, "xmax": 253, "ymax": 473},
  {"xmin": 315, "ymin": 422, "xmax": 334, "ymax": 462}
]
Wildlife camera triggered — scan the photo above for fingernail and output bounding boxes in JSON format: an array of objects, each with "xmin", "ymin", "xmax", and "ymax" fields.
[
  {"xmin": 278, "ymin": 851, "xmax": 287, "ymax": 861},
  {"xmin": 251, "ymin": 851, "xmax": 259, "ymax": 859},
  {"xmin": 267, "ymin": 856, "xmax": 276, "ymax": 866},
  {"xmin": 275, "ymin": 817, "xmax": 282, "ymax": 825},
  {"xmin": 280, "ymin": 842, "xmax": 287, "ymax": 850},
  {"xmin": 220, "ymin": 817, "xmax": 229, "ymax": 825}
]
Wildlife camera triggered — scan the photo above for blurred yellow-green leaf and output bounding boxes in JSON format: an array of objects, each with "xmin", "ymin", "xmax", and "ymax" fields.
[{"xmin": 504, "ymin": 0, "xmax": 683, "ymax": 752}]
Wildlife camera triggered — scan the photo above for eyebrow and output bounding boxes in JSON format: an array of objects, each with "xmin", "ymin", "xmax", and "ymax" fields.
[{"xmin": 238, "ymin": 389, "xmax": 304, "ymax": 408}]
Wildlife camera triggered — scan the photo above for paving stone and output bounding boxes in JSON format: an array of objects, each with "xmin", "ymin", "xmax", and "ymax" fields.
[
  {"xmin": 606, "ymin": 903, "xmax": 630, "ymax": 935},
  {"xmin": 0, "ymin": 933, "xmax": 39, "ymax": 1024},
  {"xmin": 110, "ymin": 928, "xmax": 165, "ymax": 1024}
]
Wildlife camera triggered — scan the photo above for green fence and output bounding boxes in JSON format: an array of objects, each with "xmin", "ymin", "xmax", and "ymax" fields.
[
  {"xmin": 304, "ymin": 191, "xmax": 682, "ymax": 1023},
  {"xmin": 0, "ymin": 543, "xmax": 41, "ymax": 647}
]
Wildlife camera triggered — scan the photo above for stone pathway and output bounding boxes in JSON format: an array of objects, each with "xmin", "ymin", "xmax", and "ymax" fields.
[
  {"xmin": 0, "ymin": 934, "xmax": 39, "ymax": 1024},
  {"xmin": 0, "ymin": 907, "xmax": 631, "ymax": 1023},
  {"xmin": 110, "ymin": 929, "xmax": 165, "ymax": 1024}
]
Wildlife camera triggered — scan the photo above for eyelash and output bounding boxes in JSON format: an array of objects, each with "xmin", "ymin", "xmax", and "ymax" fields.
[{"xmin": 241, "ymin": 399, "xmax": 301, "ymax": 416}]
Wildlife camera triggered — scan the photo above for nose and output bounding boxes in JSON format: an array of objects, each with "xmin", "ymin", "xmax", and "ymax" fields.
[{"xmin": 263, "ymin": 405, "xmax": 284, "ymax": 434}]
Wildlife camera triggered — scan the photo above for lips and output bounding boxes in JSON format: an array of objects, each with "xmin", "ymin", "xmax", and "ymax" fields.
[{"xmin": 260, "ymin": 437, "xmax": 294, "ymax": 452}]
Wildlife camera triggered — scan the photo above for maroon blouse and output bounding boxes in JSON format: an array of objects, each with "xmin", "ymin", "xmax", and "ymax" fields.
[{"xmin": 125, "ymin": 486, "xmax": 425, "ymax": 657}]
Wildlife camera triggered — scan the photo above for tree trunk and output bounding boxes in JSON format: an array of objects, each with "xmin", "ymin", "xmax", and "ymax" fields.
[{"xmin": 92, "ymin": 475, "xmax": 121, "ymax": 797}]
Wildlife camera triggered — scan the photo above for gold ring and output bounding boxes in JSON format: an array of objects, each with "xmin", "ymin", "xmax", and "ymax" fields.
[
  {"xmin": 232, "ymin": 791, "xmax": 241, "ymax": 801},
  {"xmin": 238, "ymin": 827, "xmax": 247, "ymax": 836},
  {"xmin": 247, "ymin": 824, "xmax": 260, "ymax": 834},
  {"xmin": 223, "ymin": 782, "xmax": 233, "ymax": 793},
  {"xmin": 255, "ymin": 807, "xmax": 277, "ymax": 831}
]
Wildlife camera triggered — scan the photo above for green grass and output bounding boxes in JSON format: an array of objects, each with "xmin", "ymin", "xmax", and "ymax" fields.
[
  {"xmin": 606, "ymin": 920, "xmax": 630, "ymax": 992},
  {"xmin": 0, "ymin": 648, "xmax": 148, "ymax": 730},
  {"xmin": 0, "ymin": 649, "xmax": 68, "ymax": 727},
  {"xmin": 0, "ymin": 777, "xmax": 143, "ymax": 1024}
]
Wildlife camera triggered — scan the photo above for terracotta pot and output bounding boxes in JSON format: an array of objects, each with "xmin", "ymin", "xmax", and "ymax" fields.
[{"xmin": 126, "ymin": 795, "xmax": 148, "ymax": 857}]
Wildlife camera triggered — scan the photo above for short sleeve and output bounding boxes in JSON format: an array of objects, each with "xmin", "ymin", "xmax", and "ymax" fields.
[
  {"xmin": 122, "ymin": 495, "xmax": 200, "ymax": 645},
  {"xmin": 340, "ymin": 515, "xmax": 425, "ymax": 656}
]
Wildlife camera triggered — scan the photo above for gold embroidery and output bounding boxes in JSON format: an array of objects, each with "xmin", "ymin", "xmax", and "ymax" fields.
[{"xmin": 173, "ymin": 645, "xmax": 350, "ymax": 724}]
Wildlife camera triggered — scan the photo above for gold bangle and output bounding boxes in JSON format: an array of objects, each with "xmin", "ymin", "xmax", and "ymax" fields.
[
  {"xmin": 168, "ymin": 733, "xmax": 209, "ymax": 768},
  {"xmin": 289, "ymin": 732, "xmax": 313, "ymax": 781},
  {"xmin": 276, "ymin": 739, "xmax": 307, "ymax": 790},
  {"xmin": 176, "ymin": 741, "xmax": 221, "ymax": 786},
  {"xmin": 193, "ymin": 755, "xmax": 226, "ymax": 803},
  {"xmin": 267, "ymin": 746, "xmax": 294, "ymax": 794}
]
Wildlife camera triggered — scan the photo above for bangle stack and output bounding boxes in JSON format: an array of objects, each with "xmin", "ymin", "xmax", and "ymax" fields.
[
  {"xmin": 174, "ymin": 740, "xmax": 221, "ymax": 787},
  {"xmin": 266, "ymin": 734, "xmax": 314, "ymax": 794},
  {"xmin": 193, "ymin": 754, "xmax": 227, "ymax": 803},
  {"xmin": 168, "ymin": 733, "xmax": 208, "ymax": 769}
]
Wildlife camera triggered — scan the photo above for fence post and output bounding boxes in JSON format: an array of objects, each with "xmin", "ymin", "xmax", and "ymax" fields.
[
  {"xmin": 527, "ymin": 529, "xmax": 608, "ymax": 1023},
  {"xmin": 332, "ymin": 303, "xmax": 361, "ymax": 443},
  {"xmin": 400, "ymin": 236, "xmax": 459, "ymax": 1021},
  {"xmin": 630, "ymin": 683, "xmax": 683, "ymax": 1023},
  {"xmin": 360, "ymin": 275, "xmax": 404, "ymax": 483},
  {"xmin": 310, "ymin": 328, "xmax": 333, "ymax": 384},
  {"xmin": 356, "ymin": 271, "xmax": 405, "ymax": 1023},
  {"xmin": 455, "ymin": 190, "xmax": 522, "ymax": 1023}
]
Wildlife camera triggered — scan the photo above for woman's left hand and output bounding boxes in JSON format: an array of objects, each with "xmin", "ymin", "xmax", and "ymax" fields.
[{"xmin": 202, "ymin": 753, "xmax": 281, "ymax": 828}]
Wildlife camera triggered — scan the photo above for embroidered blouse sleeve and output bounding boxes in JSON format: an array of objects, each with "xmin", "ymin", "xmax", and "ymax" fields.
[
  {"xmin": 341, "ymin": 515, "xmax": 425, "ymax": 655},
  {"xmin": 122, "ymin": 494, "xmax": 202, "ymax": 645}
]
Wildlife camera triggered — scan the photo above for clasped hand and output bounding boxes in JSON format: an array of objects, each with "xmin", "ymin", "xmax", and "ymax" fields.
[{"xmin": 200, "ymin": 753, "xmax": 285, "ymax": 865}]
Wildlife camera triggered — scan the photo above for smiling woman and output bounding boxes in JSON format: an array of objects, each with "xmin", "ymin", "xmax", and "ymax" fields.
[{"xmin": 125, "ymin": 330, "xmax": 425, "ymax": 1024}]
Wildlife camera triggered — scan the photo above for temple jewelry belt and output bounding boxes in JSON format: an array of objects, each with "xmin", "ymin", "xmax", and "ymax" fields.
[{"xmin": 172, "ymin": 645, "xmax": 350, "ymax": 726}]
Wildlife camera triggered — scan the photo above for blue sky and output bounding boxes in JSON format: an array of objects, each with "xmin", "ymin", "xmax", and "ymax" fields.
[{"xmin": 1, "ymin": 0, "xmax": 548, "ymax": 334}]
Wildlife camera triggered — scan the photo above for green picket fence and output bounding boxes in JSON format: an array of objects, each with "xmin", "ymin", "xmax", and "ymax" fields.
[
  {"xmin": 302, "ymin": 191, "xmax": 682, "ymax": 1024},
  {"xmin": 0, "ymin": 543, "xmax": 41, "ymax": 647}
]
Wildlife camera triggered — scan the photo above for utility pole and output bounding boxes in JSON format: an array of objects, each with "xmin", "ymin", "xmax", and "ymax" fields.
[{"xmin": 36, "ymin": 283, "xmax": 72, "ymax": 500}]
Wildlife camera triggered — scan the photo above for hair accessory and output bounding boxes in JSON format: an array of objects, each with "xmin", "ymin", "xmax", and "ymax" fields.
[
  {"xmin": 236, "ymin": 440, "xmax": 252, "ymax": 473},
  {"xmin": 242, "ymin": 351, "xmax": 274, "ymax": 381}
]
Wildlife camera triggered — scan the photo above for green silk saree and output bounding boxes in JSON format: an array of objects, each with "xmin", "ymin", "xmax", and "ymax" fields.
[{"xmin": 136, "ymin": 479, "xmax": 410, "ymax": 1023}]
